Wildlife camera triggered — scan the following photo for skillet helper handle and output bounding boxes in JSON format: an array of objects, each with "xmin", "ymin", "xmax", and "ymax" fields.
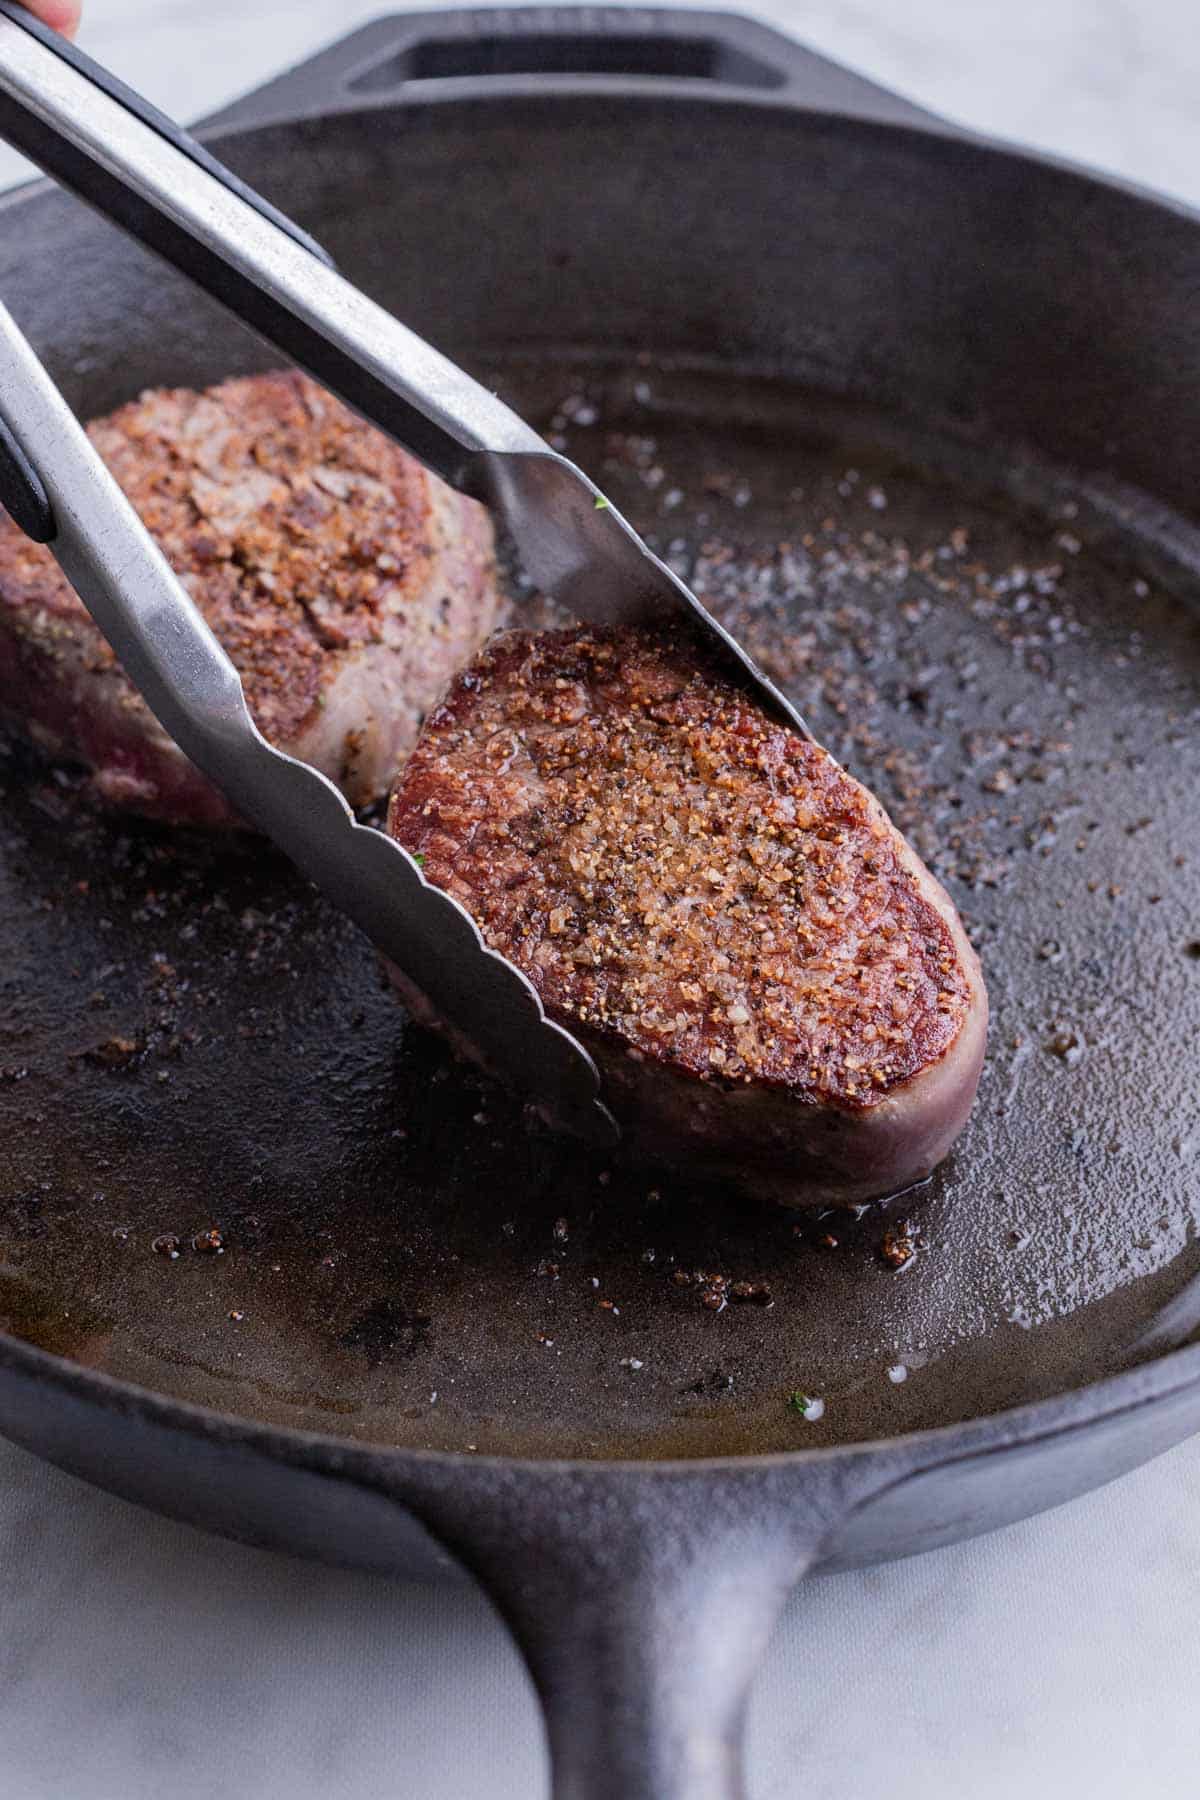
[
  {"xmin": 248, "ymin": 5, "xmax": 946, "ymax": 132},
  {"xmin": 0, "ymin": 4, "xmax": 547, "ymax": 494}
]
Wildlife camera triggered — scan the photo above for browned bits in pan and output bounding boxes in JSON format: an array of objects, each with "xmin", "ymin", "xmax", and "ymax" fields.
[
  {"xmin": 880, "ymin": 1221, "xmax": 918, "ymax": 1270},
  {"xmin": 729, "ymin": 1280, "xmax": 773, "ymax": 1306},
  {"xmin": 85, "ymin": 1035, "xmax": 142, "ymax": 1069}
]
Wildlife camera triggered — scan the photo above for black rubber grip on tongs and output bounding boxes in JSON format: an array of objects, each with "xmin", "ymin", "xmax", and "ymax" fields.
[{"xmin": 0, "ymin": 411, "xmax": 52, "ymax": 541}]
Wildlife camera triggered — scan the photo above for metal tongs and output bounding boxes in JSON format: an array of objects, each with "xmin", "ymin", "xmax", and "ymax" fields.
[{"xmin": 0, "ymin": 5, "xmax": 804, "ymax": 1146}]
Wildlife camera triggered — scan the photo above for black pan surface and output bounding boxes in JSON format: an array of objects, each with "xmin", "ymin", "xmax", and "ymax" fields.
[{"xmin": 1, "ymin": 353, "xmax": 1196, "ymax": 1462}]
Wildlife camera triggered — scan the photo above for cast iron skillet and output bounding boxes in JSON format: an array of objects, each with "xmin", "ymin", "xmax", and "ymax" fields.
[{"xmin": 0, "ymin": 9, "xmax": 1198, "ymax": 1795}]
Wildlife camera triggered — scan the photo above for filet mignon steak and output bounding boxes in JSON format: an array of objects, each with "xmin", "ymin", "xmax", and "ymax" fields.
[
  {"xmin": 0, "ymin": 371, "xmax": 499, "ymax": 825},
  {"xmin": 387, "ymin": 626, "xmax": 988, "ymax": 1207}
]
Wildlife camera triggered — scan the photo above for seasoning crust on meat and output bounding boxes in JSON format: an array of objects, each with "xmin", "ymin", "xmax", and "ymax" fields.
[
  {"xmin": 388, "ymin": 626, "xmax": 988, "ymax": 1206},
  {"xmin": 0, "ymin": 370, "xmax": 499, "ymax": 823}
]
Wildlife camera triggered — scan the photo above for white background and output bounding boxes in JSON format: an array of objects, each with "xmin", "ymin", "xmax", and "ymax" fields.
[{"xmin": 2, "ymin": 3, "xmax": 1199, "ymax": 1796}]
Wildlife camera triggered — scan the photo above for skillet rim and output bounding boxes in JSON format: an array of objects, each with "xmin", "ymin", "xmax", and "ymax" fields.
[{"xmin": 1, "ymin": 1322, "xmax": 1198, "ymax": 1477}]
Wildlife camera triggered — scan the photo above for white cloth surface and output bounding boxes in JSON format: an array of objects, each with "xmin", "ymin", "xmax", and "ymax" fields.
[{"xmin": 1, "ymin": 2, "xmax": 1198, "ymax": 1796}]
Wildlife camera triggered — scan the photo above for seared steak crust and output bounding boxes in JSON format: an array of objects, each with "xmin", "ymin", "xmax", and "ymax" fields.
[
  {"xmin": 388, "ymin": 626, "xmax": 987, "ymax": 1205},
  {"xmin": 0, "ymin": 371, "xmax": 498, "ymax": 824}
]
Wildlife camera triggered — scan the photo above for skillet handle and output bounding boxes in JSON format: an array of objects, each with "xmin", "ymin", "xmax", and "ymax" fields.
[
  {"xmin": 214, "ymin": 6, "xmax": 946, "ymax": 135},
  {"xmin": 388, "ymin": 1456, "xmax": 910, "ymax": 1800},
  {"xmin": 406, "ymin": 1476, "xmax": 816, "ymax": 1800}
]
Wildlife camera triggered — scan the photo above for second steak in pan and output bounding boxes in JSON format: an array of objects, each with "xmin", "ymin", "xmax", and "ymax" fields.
[{"xmin": 0, "ymin": 369, "xmax": 499, "ymax": 825}]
